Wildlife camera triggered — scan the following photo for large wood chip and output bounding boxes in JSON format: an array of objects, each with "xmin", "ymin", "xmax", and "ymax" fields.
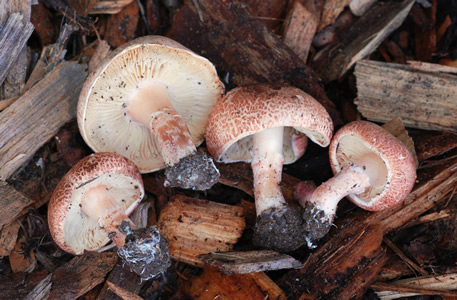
[
  {"xmin": 0, "ymin": 61, "xmax": 87, "ymax": 180},
  {"xmin": 0, "ymin": 182, "xmax": 33, "ymax": 229}
]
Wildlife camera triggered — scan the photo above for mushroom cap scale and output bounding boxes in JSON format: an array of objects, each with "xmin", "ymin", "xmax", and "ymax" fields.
[
  {"xmin": 48, "ymin": 152, "xmax": 144, "ymax": 255},
  {"xmin": 206, "ymin": 84, "xmax": 334, "ymax": 164},
  {"xmin": 77, "ymin": 36, "xmax": 224, "ymax": 173},
  {"xmin": 329, "ymin": 121, "xmax": 416, "ymax": 211}
]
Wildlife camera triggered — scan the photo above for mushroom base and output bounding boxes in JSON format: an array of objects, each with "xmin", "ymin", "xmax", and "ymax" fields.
[
  {"xmin": 301, "ymin": 201, "xmax": 333, "ymax": 248},
  {"xmin": 117, "ymin": 221, "xmax": 171, "ymax": 280},
  {"xmin": 253, "ymin": 205, "xmax": 307, "ymax": 253},
  {"xmin": 164, "ymin": 152, "xmax": 220, "ymax": 190}
]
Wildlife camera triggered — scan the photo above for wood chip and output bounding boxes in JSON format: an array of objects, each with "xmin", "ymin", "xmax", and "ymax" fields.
[
  {"xmin": 0, "ymin": 220, "xmax": 21, "ymax": 256},
  {"xmin": 9, "ymin": 236, "xmax": 37, "ymax": 273},
  {"xmin": 90, "ymin": 0, "xmax": 135, "ymax": 14},
  {"xmin": 0, "ymin": 270, "xmax": 50, "ymax": 299},
  {"xmin": 97, "ymin": 261, "xmax": 146, "ymax": 300},
  {"xmin": 0, "ymin": 13, "xmax": 34, "ymax": 87},
  {"xmin": 199, "ymin": 250, "xmax": 304, "ymax": 275},
  {"xmin": 49, "ymin": 251, "xmax": 118, "ymax": 299},
  {"xmin": 312, "ymin": 0, "xmax": 414, "ymax": 82},
  {"xmin": 23, "ymin": 274, "xmax": 52, "ymax": 300},
  {"xmin": 354, "ymin": 60, "xmax": 457, "ymax": 133},
  {"xmin": 0, "ymin": 61, "xmax": 87, "ymax": 180},
  {"xmin": 318, "ymin": 0, "xmax": 351, "ymax": 32},
  {"xmin": 107, "ymin": 281, "xmax": 143, "ymax": 300},
  {"xmin": 0, "ymin": 182, "xmax": 33, "ymax": 230}
]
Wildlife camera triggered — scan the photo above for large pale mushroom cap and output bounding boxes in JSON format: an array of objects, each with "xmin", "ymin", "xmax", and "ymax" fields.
[
  {"xmin": 77, "ymin": 36, "xmax": 224, "ymax": 173},
  {"xmin": 329, "ymin": 121, "xmax": 416, "ymax": 211},
  {"xmin": 48, "ymin": 152, "xmax": 144, "ymax": 255},
  {"xmin": 206, "ymin": 84, "xmax": 334, "ymax": 164}
]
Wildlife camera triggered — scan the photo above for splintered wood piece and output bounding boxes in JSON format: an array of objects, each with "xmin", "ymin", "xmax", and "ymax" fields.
[
  {"xmin": 408, "ymin": 60, "xmax": 457, "ymax": 74},
  {"xmin": 183, "ymin": 266, "xmax": 286, "ymax": 300},
  {"xmin": 283, "ymin": 0, "xmax": 321, "ymax": 63},
  {"xmin": 0, "ymin": 182, "xmax": 33, "ymax": 229},
  {"xmin": 312, "ymin": 0, "xmax": 414, "ymax": 82},
  {"xmin": 0, "ymin": 270, "xmax": 49, "ymax": 299},
  {"xmin": 158, "ymin": 194, "xmax": 245, "ymax": 266},
  {"xmin": 242, "ymin": 0, "xmax": 288, "ymax": 30},
  {"xmin": 167, "ymin": 0, "xmax": 341, "ymax": 124},
  {"xmin": 0, "ymin": 61, "xmax": 87, "ymax": 180},
  {"xmin": 372, "ymin": 273, "xmax": 457, "ymax": 299},
  {"xmin": 23, "ymin": 274, "xmax": 52, "ymax": 300},
  {"xmin": 90, "ymin": 0, "xmax": 135, "ymax": 14},
  {"xmin": 381, "ymin": 117, "xmax": 419, "ymax": 167},
  {"xmin": 317, "ymin": 0, "xmax": 351, "ymax": 32},
  {"xmin": 411, "ymin": 2, "xmax": 436, "ymax": 62},
  {"xmin": 412, "ymin": 130, "xmax": 457, "ymax": 162},
  {"xmin": 107, "ymin": 281, "xmax": 143, "ymax": 300},
  {"xmin": 354, "ymin": 60, "xmax": 457, "ymax": 133},
  {"xmin": 278, "ymin": 156, "xmax": 457, "ymax": 299},
  {"xmin": 88, "ymin": 40, "xmax": 111, "ymax": 73},
  {"xmin": 0, "ymin": 220, "xmax": 21, "ymax": 256},
  {"xmin": 9, "ymin": 236, "xmax": 37, "ymax": 273},
  {"xmin": 102, "ymin": 0, "xmax": 139, "ymax": 47},
  {"xmin": 0, "ymin": 96, "xmax": 18, "ymax": 111},
  {"xmin": 199, "ymin": 250, "xmax": 304, "ymax": 275},
  {"xmin": 0, "ymin": 13, "xmax": 34, "ymax": 87},
  {"xmin": 97, "ymin": 261, "xmax": 146, "ymax": 300},
  {"xmin": 49, "ymin": 251, "xmax": 118, "ymax": 299}
]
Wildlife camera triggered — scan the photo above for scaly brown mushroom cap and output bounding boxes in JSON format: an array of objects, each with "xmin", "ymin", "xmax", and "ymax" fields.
[
  {"xmin": 48, "ymin": 152, "xmax": 144, "ymax": 255},
  {"xmin": 329, "ymin": 120, "xmax": 416, "ymax": 211},
  {"xmin": 77, "ymin": 35, "xmax": 224, "ymax": 173},
  {"xmin": 206, "ymin": 84, "xmax": 333, "ymax": 163}
]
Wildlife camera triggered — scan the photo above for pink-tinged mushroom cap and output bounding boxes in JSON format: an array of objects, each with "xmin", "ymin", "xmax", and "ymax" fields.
[
  {"xmin": 77, "ymin": 35, "xmax": 224, "ymax": 173},
  {"xmin": 206, "ymin": 84, "xmax": 333, "ymax": 163},
  {"xmin": 329, "ymin": 120, "xmax": 416, "ymax": 211},
  {"xmin": 48, "ymin": 152, "xmax": 144, "ymax": 255}
]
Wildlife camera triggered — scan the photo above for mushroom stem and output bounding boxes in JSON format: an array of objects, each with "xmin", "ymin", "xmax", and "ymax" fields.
[
  {"xmin": 308, "ymin": 153, "xmax": 380, "ymax": 217},
  {"xmin": 81, "ymin": 184, "xmax": 136, "ymax": 248},
  {"xmin": 150, "ymin": 107, "xmax": 196, "ymax": 166},
  {"xmin": 251, "ymin": 126, "xmax": 286, "ymax": 216}
]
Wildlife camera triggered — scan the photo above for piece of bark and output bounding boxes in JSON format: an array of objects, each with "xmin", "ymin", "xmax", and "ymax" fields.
[
  {"xmin": 0, "ymin": 13, "xmax": 34, "ymax": 87},
  {"xmin": 0, "ymin": 61, "xmax": 87, "ymax": 180},
  {"xmin": 372, "ymin": 273, "xmax": 457, "ymax": 299},
  {"xmin": 102, "ymin": 0, "xmax": 139, "ymax": 48},
  {"xmin": 0, "ymin": 182, "xmax": 34, "ymax": 230},
  {"xmin": 278, "ymin": 155, "xmax": 457, "ymax": 298},
  {"xmin": 354, "ymin": 59, "xmax": 457, "ymax": 133},
  {"xmin": 49, "ymin": 251, "xmax": 118, "ymax": 299},
  {"xmin": 0, "ymin": 220, "xmax": 21, "ymax": 256},
  {"xmin": 34, "ymin": 249, "xmax": 58, "ymax": 272},
  {"xmin": 24, "ymin": 273, "xmax": 52, "ymax": 300},
  {"xmin": 312, "ymin": 8, "xmax": 354, "ymax": 48},
  {"xmin": 250, "ymin": 272, "xmax": 288, "ymax": 300},
  {"xmin": 242, "ymin": 0, "xmax": 288, "ymax": 31},
  {"xmin": 411, "ymin": 2, "xmax": 436, "ymax": 62},
  {"xmin": 97, "ymin": 261, "xmax": 146, "ymax": 300},
  {"xmin": 0, "ymin": 270, "xmax": 50, "ymax": 299},
  {"xmin": 90, "ymin": 0, "xmax": 135, "ymax": 14},
  {"xmin": 106, "ymin": 281, "xmax": 143, "ymax": 300},
  {"xmin": 312, "ymin": 0, "xmax": 414, "ymax": 82},
  {"xmin": 317, "ymin": 0, "xmax": 351, "ymax": 32},
  {"xmin": 183, "ymin": 266, "xmax": 286, "ymax": 300},
  {"xmin": 88, "ymin": 40, "xmax": 111, "ymax": 73},
  {"xmin": 383, "ymin": 237, "xmax": 428, "ymax": 276},
  {"xmin": 9, "ymin": 236, "xmax": 37, "ymax": 273},
  {"xmin": 66, "ymin": 0, "xmax": 98, "ymax": 16},
  {"xmin": 199, "ymin": 250, "xmax": 304, "ymax": 275},
  {"xmin": 349, "ymin": 0, "xmax": 377, "ymax": 16},
  {"xmin": 158, "ymin": 194, "xmax": 245, "ymax": 266},
  {"xmin": 283, "ymin": 0, "xmax": 321, "ymax": 63},
  {"xmin": 30, "ymin": 0, "xmax": 57, "ymax": 46},
  {"xmin": 407, "ymin": 60, "xmax": 457, "ymax": 74},
  {"xmin": 381, "ymin": 117, "xmax": 418, "ymax": 167},
  {"xmin": 411, "ymin": 130, "xmax": 457, "ymax": 162},
  {"xmin": 167, "ymin": 0, "xmax": 341, "ymax": 125}
]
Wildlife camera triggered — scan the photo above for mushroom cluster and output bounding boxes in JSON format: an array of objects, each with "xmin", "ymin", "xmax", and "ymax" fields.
[
  {"xmin": 206, "ymin": 84, "xmax": 333, "ymax": 252},
  {"xmin": 48, "ymin": 152, "xmax": 170, "ymax": 280},
  {"xmin": 77, "ymin": 36, "xmax": 224, "ymax": 191},
  {"xmin": 298, "ymin": 121, "xmax": 416, "ymax": 246}
]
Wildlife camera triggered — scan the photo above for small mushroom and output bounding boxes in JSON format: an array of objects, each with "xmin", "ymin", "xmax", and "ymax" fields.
[
  {"xmin": 206, "ymin": 84, "xmax": 333, "ymax": 252},
  {"xmin": 77, "ymin": 36, "xmax": 225, "ymax": 190},
  {"xmin": 48, "ymin": 152, "xmax": 170, "ymax": 279},
  {"xmin": 301, "ymin": 121, "xmax": 416, "ymax": 246}
]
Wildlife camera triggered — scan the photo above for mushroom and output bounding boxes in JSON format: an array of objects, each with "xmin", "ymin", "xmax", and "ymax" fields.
[
  {"xmin": 301, "ymin": 120, "xmax": 416, "ymax": 245},
  {"xmin": 48, "ymin": 152, "xmax": 170, "ymax": 279},
  {"xmin": 77, "ymin": 36, "xmax": 225, "ymax": 190},
  {"xmin": 206, "ymin": 84, "xmax": 333, "ymax": 252}
]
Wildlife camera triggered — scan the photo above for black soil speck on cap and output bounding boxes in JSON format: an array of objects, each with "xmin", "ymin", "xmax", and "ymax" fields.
[
  {"xmin": 164, "ymin": 152, "xmax": 220, "ymax": 191},
  {"xmin": 253, "ymin": 205, "xmax": 307, "ymax": 253}
]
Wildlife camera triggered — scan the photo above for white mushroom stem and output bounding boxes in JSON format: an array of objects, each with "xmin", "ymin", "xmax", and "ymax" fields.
[
  {"xmin": 251, "ymin": 127, "xmax": 286, "ymax": 216},
  {"xmin": 81, "ymin": 184, "xmax": 136, "ymax": 248},
  {"xmin": 126, "ymin": 80, "xmax": 196, "ymax": 166},
  {"xmin": 308, "ymin": 153, "xmax": 381, "ymax": 217}
]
